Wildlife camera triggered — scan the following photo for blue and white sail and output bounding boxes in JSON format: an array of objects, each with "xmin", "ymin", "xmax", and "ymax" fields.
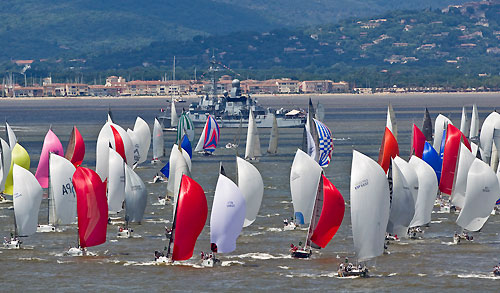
[
  {"xmin": 195, "ymin": 115, "xmax": 220, "ymax": 153},
  {"xmin": 313, "ymin": 119, "xmax": 333, "ymax": 167}
]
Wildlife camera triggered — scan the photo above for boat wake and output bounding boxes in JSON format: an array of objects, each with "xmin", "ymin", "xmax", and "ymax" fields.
[
  {"xmin": 266, "ymin": 227, "xmax": 282, "ymax": 232},
  {"xmin": 228, "ymin": 252, "xmax": 290, "ymax": 260},
  {"xmin": 457, "ymin": 273, "xmax": 500, "ymax": 279},
  {"xmin": 18, "ymin": 257, "xmax": 47, "ymax": 262}
]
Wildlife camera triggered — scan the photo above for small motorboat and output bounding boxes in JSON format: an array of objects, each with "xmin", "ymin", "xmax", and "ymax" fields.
[{"xmin": 225, "ymin": 143, "xmax": 238, "ymax": 149}]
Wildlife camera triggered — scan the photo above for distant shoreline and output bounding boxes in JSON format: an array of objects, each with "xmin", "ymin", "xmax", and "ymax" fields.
[{"xmin": 1, "ymin": 91, "xmax": 500, "ymax": 101}]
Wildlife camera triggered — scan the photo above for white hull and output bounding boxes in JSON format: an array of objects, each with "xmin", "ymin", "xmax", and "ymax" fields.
[
  {"xmin": 117, "ymin": 228, "xmax": 133, "ymax": 239},
  {"xmin": 66, "ymin": 247, "xmax": 94, "ymax": 256},
  {"xmin": 201, "ymin": 257, "xmax": 220, "ymax": 267},
  {"xmin": 3, "ymin": 238, "xmax": 21, "ymax": 249},
  {"xmin": 37, "ymin": 224, "xmax": 56, "ymax": 233},
  {"xmin": 283, "ymin": 222, "xmax": 297, "ymax": 231}
]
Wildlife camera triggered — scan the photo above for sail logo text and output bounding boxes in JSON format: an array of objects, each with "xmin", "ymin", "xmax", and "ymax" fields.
[
  {"xmin": 226, "ymin": 201, "xmax": 235, "ymax": 208},
  {"xmin": 62, "ymin": 183, "xmax": 75, "ymax": 195},
  {"xmin": 354, "ymin": 179, "xmax": 368, "ymax": 190},
  {"xmin": 482, "ymin": 187, "xmax": 490, "ymax": 192}
]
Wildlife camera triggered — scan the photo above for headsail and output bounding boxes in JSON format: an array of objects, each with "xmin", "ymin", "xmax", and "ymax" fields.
[
  {"xmin": 388, "ymin": 157, "xmax": 415, "ymax": 235},
  {"xmin": 267, "ymin": 114, "xmax": 279, "ymax": 154},
  {"xmin": 411, "ymin": 124, "xmax": 426, "ymax": 158},
  {"xmin": 422, "ymin": 108, "xmax": 433, "ymax": 142},
  {"xmin": 456, "ymin": 158, "xmax": 500, "ymax": 231},
  {"xmin": 386, "ymin": 103, "xmax": 398, "ymax": 140},
  {"xmin": 152, "ymin": 118, "xmax": 164, "ymax": 160},
  {"xmin": 35, "ymin": 129, "xmax": 64, "ymax": 188},
  {"xmin": 13, "ymin": 165, "xmax": 43, "ymax": 236},
  {"xmin": 469, "ymin": 104, "xmax": 479, "ymax": 140},
  {"xmin": 73, "ymin": 167, "xmax": 108, "ymax": 248},
  {"xmin": 170, "ymin": 99, "xmax": 179, "ymax": 128},
  {"xmin": 409, "ymin": 156, "xmax": 439, "ymax": 227},
  {"xmin": 127, "ymin": 117, "xmax": 151, "ymax": 165},
  {"xmin": 171, "ymin": 175, "xmax": 208, "ymax": 261},
  {"xmin": 210, "ymin": 173, "xmax": 246, "ymax": 254},
  {"xmin": 460, "ymin": 106, "xmax": 470, "ymax": 138},
  {"xmin": 236, "ymin": 157, "xmax": 264, "ymax": 227},
  {"xmin": 350, "ymin": 150, "xmax": 390, "ymax": 261},
  {"xmin": 450, "ymin": 143, "xmax": 475, "ymax": 209},
  {"xmin": 245, "ymin": 109, "xmax": 261, "ymax": 160},
  {"xmin": 5, "ymin": 121, "xmax": 17, "ymax": 150},
  {"xmin": 64, "ymin": 126, "xmax": 85, "ymax": 167},
  {"xmin": 433, "ymin": 114, "xmax": 452, "ymax": 152},
  {"xmin": 107, "ymin": 147, "xmax": 125, "ymax": 213}
]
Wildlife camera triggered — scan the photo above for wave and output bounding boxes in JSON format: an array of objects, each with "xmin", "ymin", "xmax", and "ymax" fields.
[
  {"xmin": 228, "ymin": 252, "xmax": 290, "ymax": 260},
  {"xmin": 457, "ymin": 273, "xmax": 500, "ymax": 280}
]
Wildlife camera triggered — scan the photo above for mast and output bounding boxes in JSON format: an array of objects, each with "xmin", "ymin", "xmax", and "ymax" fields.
[{"xmin": 304, "ymin": 174, "xmax": 323, "ymax": 249}]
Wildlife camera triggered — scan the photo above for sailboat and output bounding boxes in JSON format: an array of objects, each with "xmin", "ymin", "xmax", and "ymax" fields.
[
  {"xmin": 166, "ymin": 144, "xmax": 191, "ymax": 205},
  {"xmin": 64, "ymin": 126, "xmax": 85, "ymax": 167},
  {"xmin": 378, "ymin": 127, "xmax": 399, "ymax": 173},
  {"xmin": 35, "ymin": 128, "xmax": 64, "ymax": 189},
  {"xmin": 454, "ymin": 158, "xmax": 500, "ymax": 244},
  {"xmin": 460, "ymin": 106, "xmax": 470, "ymax": 138},
  {"xmin": 3, "ymin": 165, "xmax": 43, "ymax": 249},
  {"xmin": 67, "ymin": 167, "xmax": 108, "ymax": 256},
  {"xmin": 118, "ymin": 164, "xmax": 147, "ymax": 238},
  {"xmin": 267, "ymin": 114, "xmax": 278, "ymax": 154},
  {"xmin": 203, "ymin": 166, "xmax": 246, "ymax": 266},
  {"xmin": 386, "ymin": 103, "xmax": 398, "ymax": 140},
  {"xmin": 291, "ymin": 173, "xmax": 344, "ymax": 259},
  {"xmin": 166, "ymin": 98, "xmax": 179, "ymax": 131},
  {"xmin": 479, "ymin": 111, "xmax": 500, "ymax": 165},
  {"xmin": 194, "ymin": 115, "xmax": 220, "ymax": 155},
  {"xmin": 236, "ymin": 157, "xmax": 264, "ymax": 227},
  {"xmin": 126, "ymin": 117, "xmax": 151, "ymax": 166},
  {"xmin": 450, "ymin": 143, "xmax": 475, "ymax": 210},
  {"xmin": 347, "ymin": 150, "xmax": 390, "ymax": 276},
  {"xmin": 155, "ymin": 174, "xmax": 207, "ymax": 264},
  {"xmin": 151, "ymin": 117, "xmax": 164, "ymax": 164},
  {"xmin": 38, "ymin": 153, "xmax": 77, "ymax": 233},
  {"xmin": 469, "ymin": 104, "xmax": 479, "ymax": 141},
  {"xmin": 177, "ymin": 112, "xmax": 195, "ymax": 144},
  {"xmin": 422, "ymin": 108, "xmax": 433, "ymax": 142},
  {"xmin": 245, "ymin": 109, "xmax": 261, "ymax": 160}
]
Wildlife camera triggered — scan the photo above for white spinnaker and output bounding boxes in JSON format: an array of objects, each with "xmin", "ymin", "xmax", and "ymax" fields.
[
  {"xmin": 350, "ymin": 150, "xmax": 390, "ymax": 262},
  {"xmin": 236, "ymin": 157, "xmax": 264, "ymax": 227},
  {"xmin": 408, "ymin": 156, "xmax": 439, "ymax": 227},
  {"xmin": 457, "ymin": 159, "xmax": 500, "ymax": 231},
  {"xmin": 450, "ymin": 143, "xmax": 475, "ymax": 209},
  {"xmin": 245, "ymin": 110, "xmax": 261, "ymax": 160},
  {"xmin": 386, "ymin": 103, "xmax": 398, "ymax": 140},
  {"xmin": 460, "ymin": 106, "xmax": 470, "ymax": 138},
  {"xmin": 152, "ymin": 118, "xmax": 164, "ymax": 160},
  {"xmin": 95, "ymin": 122, "xmax": 134, "ymax": 181},
  {"xmin": 433, "ymin": 114, "xmax": 453, "ymax": 152},
  {"xmin": 210, "ymin": 174, "xmax": 246, "ymax": 254},
  {"xmin": 267, "ymin": 114, "xmax": 278, "ymax": 154},
  {"xmin": 108, "ymin": 147, "xmax": 125, "ymax": 213},
  {"xmin": 170, "ymin": 99, "xmax": 178, "ymax": 128},
  {"xmin": 124, "ymin": 164, "xmax": 147, "ymax": 223},
  {"xmin": 290, "ymin": 149, "xmax": 322, "ymax": 225},
  {"xmin": 0, "ymin": 138, "xmax": 12, "ymax": 191},
  {"xmin": 479, "ymin": 112, "xmax": 500, "ymax": 164},
  {"xmin": 167, "ymin": 145, "xmax": 191, "ymax": 211},
  {"xmin": 492, "ymin": 129, "xmax": 500, "ymax": 172},
  {"xmin": 387, "ymin": 157, "xmax": 415, "ymax": 235},
  {"xmin": 49, "ymin": 154, "xmax": 76, "ymax": 225},
  {"xmin": 13, "ymin": 164, "xmax": 43, "ymax": 236},
  {"xmin": 393, "ymin": 156, "xmax": 419, "ymax": 208},
  {"xmin": 470, "ymin": 104, "xmax": 479, "ymax": 139},
  {"xmin": 127, "ymin": 117, "xmax": 151, "ymax": 165},
  {"xmin": 6, "ymin": 122, "xmax": 17, "ymax": 150}
]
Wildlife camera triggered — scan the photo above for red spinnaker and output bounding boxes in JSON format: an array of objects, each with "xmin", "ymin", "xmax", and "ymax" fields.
[
  {"xmin": 378, "ymin": 127, "xmax": 399, "ymax": 173},
  {"xmin": 310, "ymin": 175, "xmax": 345, "ymax": 248},
  {"xmin": 110, "ymin": 125, "xmax": 126, "ymax": 163},
  {"xmin": 65, "ymin": 126, "xmax": 85, "ymax": 166},
  {"xmin": 172, "ymin": 175, "xmax": 208, "ymax": 261},
  {"xmin": 411, "ymin": 124, "xmax": 426, "ymax": 158},
  {"xmin": 73, "ymin": 167, "xmax": 108, "ymax": 248},
  {"xmin": 439, "ymin": 124, "xmax": 462, "ymax": 195}
]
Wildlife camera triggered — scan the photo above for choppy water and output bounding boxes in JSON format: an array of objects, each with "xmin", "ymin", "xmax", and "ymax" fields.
[{"xmin": 0, "ymin": 93, "xmax": 499, "ymax": 291}]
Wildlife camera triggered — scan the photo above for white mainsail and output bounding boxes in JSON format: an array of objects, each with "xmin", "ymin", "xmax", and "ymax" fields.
[
  {"xmin": 127, "ymin": 117, "xmax": 151, "ymax": 165},
  {"xmin": 124, "ymin": 164, "xmax": 147, "ymax": 223},
  {"xmin": 49, "ymin": 154, "xmax": 76, "ymax": 225},
  {"xmin": 5, "ymin": 122, "xmax": 17, "ymax": 150},
  {"xmin": 13, "ymin": 164, "xmax": 43, "ymax": 236},
  {"xmin": 433, "ymin": 114, "xmax": 453, "ymax": 152},
  {"xmin": 0, "ymin": 138, "xmax": 12, "ymax": 192},
  {"xmin": 350, "ymin": 150, "xmax": 390, "ymax": 261},
  {"xmin": 450, "ymin": 143, "xmax": 475, "ymax": 209},
  {"xmin": 469, "ymin": 104, "xmax": 479, "ymax": 139},
  {"xmin": 460, "ymin": 106, "xmax": 470, "ymax": 138},
  {"xmin": 167, "ymin": 145, "xmax": 191, "ymax": 208},
  {"xmin": 456, "ymin": 158, "xmax": 500, "ymax": 231},
  {"xmin": 245, "ymin": 109, "xmax": 261, "ymax": 160},
  {"xmin": 387, "ymin": 157, "xmax": 415, "ymax": 235},
  {"xmin": 236, "ymin": 157, "xmax": 264, "ymax": 227},
  {"xmin": 386, "ymin": 103, "xmax": 398, "ymax": 140},
  {"xmin": 152, "ymin": 118, "xmax": 164, "ymax": 160},
  {"xmin": 290, "ymin": 149, "xmax": 322, "ymax": 225},
  {"xmin": 267, "ymin": 114, "xmax": 278, "ymax": 154},
  {"xmin": 108, "ymin": 147, "xmax": 125, "ymax": 213},
  {"xmin": 170, "ymin": 99, "xmax": 178, "ymax": 128},
  {"xmin": 479, "ymin": 112, "xmax": 500, "ymax": 164},
  {"xmin": 210, "ymin": 174, "xmax": 246, "ymax": 254},
  {"xmin": 408, "ymin": 156, "xmax": 439, "ymax": 227},
  {"xmin": 393, "ymin": 156, "xmax": 419, "ymax": 207}
]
